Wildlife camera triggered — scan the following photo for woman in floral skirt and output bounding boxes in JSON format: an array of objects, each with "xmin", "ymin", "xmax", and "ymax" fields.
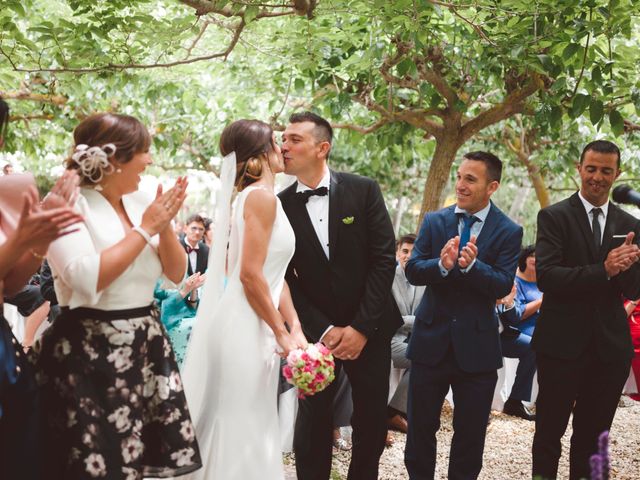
[{"xmin": 37, "ymin": 113, "xmax": 201, "ymax": 479}]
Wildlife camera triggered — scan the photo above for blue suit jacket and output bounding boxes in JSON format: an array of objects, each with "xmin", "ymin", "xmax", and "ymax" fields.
[{"xmin": 405, "ymin": 203, "xmax": 523, "ymax": 373}]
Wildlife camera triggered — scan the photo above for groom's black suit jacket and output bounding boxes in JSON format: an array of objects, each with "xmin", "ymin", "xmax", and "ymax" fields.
[{"xmin": 279, "ymin": 170, "xmax": 402, "ymax": 342}]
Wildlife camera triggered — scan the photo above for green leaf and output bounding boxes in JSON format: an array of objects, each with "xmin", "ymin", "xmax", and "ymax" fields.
[
  {"xmin": 589, "ymin": 99, "xmax": 604, "ymax": 125},
  {"xmin": 549, "ymin": 106, "xmax": 563, "ymax": 129},
  {"xmin": 562, "ymin": 43, "xmax": 581, "ymax": 60},
  {"xmin": 536, "ymin": 54, "xmax": 553, "ymax": 72},
  {"xmin": 591, "ymin": 66, "xmax": 603, "ymax": 85},
  {"xmin": 609, "ymin": 110, "xmax": 624, "ymax": 137},
  {"xmin": 569, "ymin": 93, "xmax": 590, "ymax": 118},
  {"xmin": 244, "ymin": 6, "xmax": 259, "ymax": 24},
  {"xmin": 396, "ymin": 58, "xmax": 415, "ymax": 77}
]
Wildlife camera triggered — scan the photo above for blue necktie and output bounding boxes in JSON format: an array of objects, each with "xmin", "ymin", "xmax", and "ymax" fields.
[{"xmin": 459, "ymin": 214, "xmax": 479, "ymax": 251}]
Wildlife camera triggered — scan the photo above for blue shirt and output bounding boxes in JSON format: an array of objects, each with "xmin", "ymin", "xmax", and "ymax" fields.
[
  {"xmin": 514, "ymin": 276, "xmax": 542, "ymax": 337},
  {"xmin": 439, "ymin": 202, "xmax": 492, "ymax": 276}
]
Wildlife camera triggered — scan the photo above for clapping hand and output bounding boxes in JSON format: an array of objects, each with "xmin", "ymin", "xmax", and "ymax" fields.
[
  {"xmin": 440, "ymin": 236, "xmax": 460, "ymax": 271},
  {"xmin": 42, "ymin": 170, "xmax": 80, "ymax": 210},
  {"xmin": 496, "ymin": 284, "xmax": 517, "ymax": 308},
  {"xmin": 458, "ymin": 235, "xmax": 478, "ymax": 269},
  {"xmin": 605, "ymin": 232, "xmax": 640, "ymax": 277},
  {"xmin": 16, "ymin": 186, "xmax": 84, "ymax": 255},
  {"xmin": 141, "ymin": 177, "xmax": 188, "ymax": 236},
  {"xmin": 180, "ymin": 272, "xmax": 206, "ymax": 298}
]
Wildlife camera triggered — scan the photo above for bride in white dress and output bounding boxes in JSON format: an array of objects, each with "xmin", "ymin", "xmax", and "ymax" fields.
[{"xmin": 180, "ymin": 119, "xmax": 308, "ymax": 479}]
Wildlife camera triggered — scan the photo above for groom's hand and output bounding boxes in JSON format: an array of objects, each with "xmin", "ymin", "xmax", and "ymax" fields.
[
  {"xmin": 332, "ymin": 326, "xmax": 367, "ymax": 361},
  {"xmin": 322, "ymin": 327, "xmax": 344, "ymax": 350}
]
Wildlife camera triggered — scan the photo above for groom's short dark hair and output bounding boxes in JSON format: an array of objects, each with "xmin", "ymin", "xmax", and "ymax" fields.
[{"xmin": 289, "ymin": 111, "xmax": 333, "ymax": 145}]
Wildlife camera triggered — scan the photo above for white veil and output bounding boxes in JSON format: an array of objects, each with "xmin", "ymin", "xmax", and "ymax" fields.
[
  {"xmin": 181, "ymin": 152, "xmax": 236, "ymax": 420},
  {"xmin": 190, "ymin": 151, "xmax": 236, "ymax": 328}
]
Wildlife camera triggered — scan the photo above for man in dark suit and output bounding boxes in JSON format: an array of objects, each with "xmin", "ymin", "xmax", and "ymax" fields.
[
  {"xmin": 180, "ymin": 213, "xmax": 209, "ymax": 276},
  {"xmin": 404, "ymin": 151, "xmax": 522, "ymax": 480},
  {"xmin": 279, "ymin": 111, "xmax": 401, "ymax": 480},
  {"xmin": 532, "ymin": 140, "xmax": 640, "ymax": 480}
]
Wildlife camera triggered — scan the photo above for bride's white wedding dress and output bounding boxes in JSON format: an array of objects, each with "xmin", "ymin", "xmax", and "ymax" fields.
[{"xmin": 180, "ymin": 185, "xmax": 294, "ymax": 480}]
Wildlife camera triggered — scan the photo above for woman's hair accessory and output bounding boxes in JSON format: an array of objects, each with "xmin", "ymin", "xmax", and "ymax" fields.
[{"xmin": 71, "ymin": 143, "xmax": 117, "ymax": 183}]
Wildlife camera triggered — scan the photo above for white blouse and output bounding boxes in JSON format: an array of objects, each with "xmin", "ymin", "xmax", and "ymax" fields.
[{"xmin": 48, "ymin": 188, "xmax": 167, "ymax": 310}]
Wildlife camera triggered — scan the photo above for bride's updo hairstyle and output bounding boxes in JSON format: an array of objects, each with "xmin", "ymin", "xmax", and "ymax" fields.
[
  {"xmin": 65, "ymin": 113, "xmax": 151, "ymax": 185},
  {"xmin": 219, "ymin": 119, "xmax": 275, "ymax": 192}
]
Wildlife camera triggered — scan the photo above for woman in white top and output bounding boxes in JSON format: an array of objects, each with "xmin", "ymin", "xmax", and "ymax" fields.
[{"xmin": 36, "ymin": 113, "xmax": 201, "ymax": 479}]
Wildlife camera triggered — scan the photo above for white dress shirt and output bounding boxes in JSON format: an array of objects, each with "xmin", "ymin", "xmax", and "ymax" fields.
[
  {"xmin": 296, "ymin": 169, "xmax": 333, "ymax": 339},
  {"xmin": 578, "ymin": 191, "xmax": 608, "ymax": 244},
  {"xmin": 185, "ymin": 240, "xmax": 199, "ymax": 273},
  {"xmin": 296, "ymin": 168, "xmax": 331, "ymax": 260}
]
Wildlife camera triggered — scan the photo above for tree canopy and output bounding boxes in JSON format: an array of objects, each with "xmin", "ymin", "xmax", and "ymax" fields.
[{"xmin": 1, "ymin": 0, "xmax": 639, "ymax": 234}]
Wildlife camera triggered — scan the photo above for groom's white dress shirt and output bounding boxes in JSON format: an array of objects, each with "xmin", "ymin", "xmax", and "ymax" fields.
[
  {"xmin": 296, "ymin": 168, "xmax": 331, "ymax": 260},
  {"xmin": 296, "ymin": 168, "xmax": 333, "ymax": 340}
]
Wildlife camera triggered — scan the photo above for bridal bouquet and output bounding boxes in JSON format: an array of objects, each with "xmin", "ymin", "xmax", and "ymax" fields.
[{"xmin": 283, "ymin": 343, "xmax": 335, "ymax": 398}]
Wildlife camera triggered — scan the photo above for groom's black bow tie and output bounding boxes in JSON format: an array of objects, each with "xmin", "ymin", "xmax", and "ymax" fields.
[{"xmin": 297, "ymin": 186, "xmax": 328, "ymax": 204}]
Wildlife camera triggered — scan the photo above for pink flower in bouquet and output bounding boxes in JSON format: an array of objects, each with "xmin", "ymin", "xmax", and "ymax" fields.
[{"xmin": 283, "ymin": 342, "xmax": 335, "ymax": 398}]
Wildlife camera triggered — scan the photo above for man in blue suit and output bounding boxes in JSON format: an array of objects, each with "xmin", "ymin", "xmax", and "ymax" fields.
[{"xmin": 404, "ymin": 151, "xmax": 523, "ymax": 480}]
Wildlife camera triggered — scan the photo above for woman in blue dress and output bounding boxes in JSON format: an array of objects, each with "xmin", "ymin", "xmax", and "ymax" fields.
[
  {"xmin": 155, "ymin": 272, "xmax": 206, "ymax": 368},
  {"xmin": 514, "ymin": 244, "xmax": 543, "ymax": 337}
]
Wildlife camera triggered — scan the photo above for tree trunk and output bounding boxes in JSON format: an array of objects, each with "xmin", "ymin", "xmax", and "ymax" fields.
[
  {"xmin": 393, "ymin": 196, "xmax": 408, "ymax": 236},
  {"xmin": 508, "ymin": 185, "xmax": 531, "ymax": 223},
  {"xmin": 527, "ymin": 163, "xmax": 550, "ymax": 209},
  {"xmin": 418, "ymin": 136, "xmax": 461, "ymax": 224}
]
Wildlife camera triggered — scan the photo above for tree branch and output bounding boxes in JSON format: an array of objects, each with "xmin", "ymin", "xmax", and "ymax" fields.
[
  {"xmin": 460, "ymin": 73, "xmax": 544, "ymax": 142},
  {"xmin": 415, "ymin": 58, "xmax": 458, "ymax": 107},
  {"xmin": 9, "ymin": 113, "xmax": 54, "ymax": 122},
  {"xmin": 0, "ymin": 90, "xmax": 67, "ymax": 106},
  {"xmin": 0, "ymin": 19, "xmax": 247, "ymax": 73},
  {"xmin": 332, "ymin": 119, "xmax": 392, "ymax": 134}
]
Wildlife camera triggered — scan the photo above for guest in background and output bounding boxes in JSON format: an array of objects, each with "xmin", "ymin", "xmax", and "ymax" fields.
[
  {"xmin": 2, "ymin": 163, "xmax": 13, "ymax": 175},
  {"xmin": 181, "ymin": 213, "xmax": 209, "ymax": 276},
  {"xmin": 514, "ymin": 244, "xmax": 542, "ymax": 337},
  {"xmin": 37, "ymin": 113, "xmax": 201, "ymax": 479},
  {"xmin": 496, "ymin": 284, "xmax": 537, "ymax": 421},
  {"xmin": 203, "ymin": 216, "xmax": 213, "ymax": 248},
  {"xmin": 40, "ymin": 260, "xmax": 61, "ymax": 324},
  {"xmin": 388, "ymin": 233, "xmax": 424, "ymax": 435},
  {"xmin": 623, "ymin": 297, "xmax": 640, "ymax": 401},
  {"xmin": 4, "ymin": 280, "xmax": 50, "ymax": 349},
  {"xmin": 174, "ymin": 218, "xmax": 185, "ymax": 239},
  {"xmin": 154, "ymin": 271, "xmax": 206, "ymax": 368}
]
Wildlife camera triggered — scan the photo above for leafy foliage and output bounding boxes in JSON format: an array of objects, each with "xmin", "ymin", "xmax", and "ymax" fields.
[{"xmin": 1, "ymin": 0, "xmax": 640, "ymax": 231}]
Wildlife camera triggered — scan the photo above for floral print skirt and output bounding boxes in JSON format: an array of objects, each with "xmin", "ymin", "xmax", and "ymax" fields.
[{"xmin": 35, "ymin": 307, "xmax": 202, "ymax": 479}]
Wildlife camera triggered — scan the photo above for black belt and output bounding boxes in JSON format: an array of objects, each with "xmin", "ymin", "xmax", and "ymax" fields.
[{"xmin": 60, "ymin": 304, "xmax": 154, "ymax": 321}]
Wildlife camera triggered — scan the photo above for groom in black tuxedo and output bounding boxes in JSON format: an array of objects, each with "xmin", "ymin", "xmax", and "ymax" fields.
[{"xmin": 279, "ymin": 112, "xmax": 402, "ymax": 480}]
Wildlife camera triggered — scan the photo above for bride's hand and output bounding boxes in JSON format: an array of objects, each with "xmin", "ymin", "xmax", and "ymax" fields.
[
  {"xmin": 290, "ymin": 325, "xmax": 308, "ymax": 350},
  {"xmin": 275, "ymin": 331, "xmax": 299, "ymax": 358}
]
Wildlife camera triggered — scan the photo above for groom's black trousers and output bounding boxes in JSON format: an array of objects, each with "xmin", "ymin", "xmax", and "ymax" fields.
[{"xmin": 294, "ymin": 330, "xmax": 391, "ymax": 480}]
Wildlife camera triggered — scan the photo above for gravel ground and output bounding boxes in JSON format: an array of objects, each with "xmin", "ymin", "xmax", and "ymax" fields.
[{"xmin": 284, "ymin": 399, "xmax": 640, "ymax": 479}]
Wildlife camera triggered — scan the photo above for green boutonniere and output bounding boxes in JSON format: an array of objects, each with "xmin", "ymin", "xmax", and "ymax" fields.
[{"xmin": 342, "ymin": 216, "xmax": 355, "ymax": 225}]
